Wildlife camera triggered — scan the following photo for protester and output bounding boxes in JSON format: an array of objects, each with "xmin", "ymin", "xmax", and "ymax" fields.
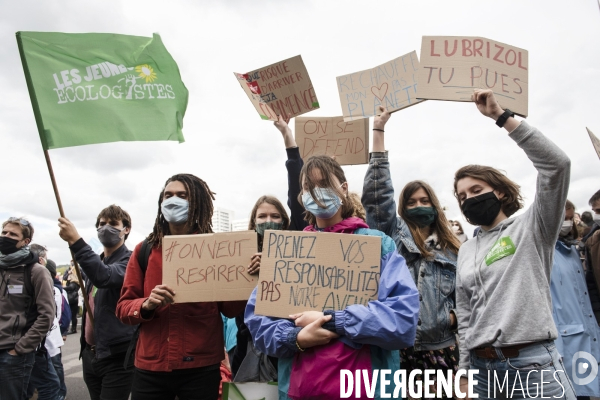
[
  {"xmin": 231, "ymin": 115, "xmax": 306, "ymax": 378},
  {"xmin": 116, "ymin": 174, "xmax": 246, "ymax": 400},
  {"xmin": 581, "ymin": 211, "xmax": 594, "ymax": 238},
  {"xmin": 550, "ymin": 200, "xmax": 600, "ymax": 398},
  {"xmin": 58, "ymin": 204, "xmax": 137, "ymax": 400},
  {"xmin": 362, "ymin": 108, "xmax": 462, "ymax": 397},
  {"xmin": 0, "ymin": 217, "xmax": 55, "ymax": 400},
  {"xmin": 46, "ymin": 259, "xmax": 68, "ymax": 400},
  {"xmin": 245, "ymin": 155, "xmax": 420, "ymax": 399},
  {"xmin": 64, "ymin": 262, "xmax": 80, "ymax": 334},
  {"xmin": 584, "ymin": 190, "xmax": 600, "ymax": 322},
  {"xmin": 27, "ymin": 244, "xmax": 63, "ymax": 400},
  {"xmin": 454, "ymin": 89, "xmax": 576, "ymax": 398},
  {"xmin": 449, "ymin": 220, "xmax": 469, "ymax": 243}
]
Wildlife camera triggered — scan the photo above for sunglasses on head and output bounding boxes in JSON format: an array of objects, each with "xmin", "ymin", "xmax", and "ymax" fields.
[{"xmin": 7, "ymin": 217, "xmax": 30, "ymax": 226}]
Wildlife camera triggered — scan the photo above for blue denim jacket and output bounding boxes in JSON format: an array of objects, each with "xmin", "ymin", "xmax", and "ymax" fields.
[{"xmin": 362, "ymin": 151, "xmax": 457, "ymax": 351}]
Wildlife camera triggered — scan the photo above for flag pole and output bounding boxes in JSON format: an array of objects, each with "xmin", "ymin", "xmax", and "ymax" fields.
[
  {"xmin": 43, "ymin": 150, "xmax": 95, "ymax": 328},
  {"xmin": 16, "ymin": 33, "xmax": 94, "ymax": 328}
]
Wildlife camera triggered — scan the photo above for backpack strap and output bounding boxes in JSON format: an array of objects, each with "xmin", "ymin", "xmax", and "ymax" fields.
[
  {"xmin": 124, "ymin": 238, "xmax": 151, "ymax": 369},
  {"xmin": 23, "ymin": 263, "xmax": 34, "ymax": 298}
]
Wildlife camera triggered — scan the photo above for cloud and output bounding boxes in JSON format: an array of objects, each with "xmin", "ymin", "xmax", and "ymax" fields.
[{"xmin": 1, "ymin": 0, "xmax": 600, "ymax": 263}]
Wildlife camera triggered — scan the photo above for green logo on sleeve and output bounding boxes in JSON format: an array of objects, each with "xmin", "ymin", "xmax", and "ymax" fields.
[{"xmin": 485, "ymin": 236, "xmax": 516, "ymax": 266}]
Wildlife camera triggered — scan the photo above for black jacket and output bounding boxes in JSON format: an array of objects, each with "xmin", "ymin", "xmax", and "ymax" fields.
[{"xmin": 70, "ymin": 238, "xmax": 137, "ymax": 360}]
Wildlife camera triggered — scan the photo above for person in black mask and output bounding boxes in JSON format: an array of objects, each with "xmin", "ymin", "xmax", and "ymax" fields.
[
  {"xmin": 0, "ymin": 217, "xmax": 55, "ymax": 400},
  {"xmin": 58, "ymin": 205, "xmax": 136, "ymax": 400},
  {"xmin": 453, "ymin": 89, "xmax": 575, "ymax": 399},
  {"xmin": 362, "ymin": 106, "xmax": 462, "ymax": 397}
]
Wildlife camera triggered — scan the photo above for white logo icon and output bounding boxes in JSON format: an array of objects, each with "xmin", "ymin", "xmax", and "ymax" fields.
[{"xmin": 573, "ymin": 352, "xmax": 598, "ymax": 386}]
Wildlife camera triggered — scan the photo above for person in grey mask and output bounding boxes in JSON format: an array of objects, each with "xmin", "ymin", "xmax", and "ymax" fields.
[{"xmin": 58, "ymin": 205, "xmax": 136, "ymax": 400}]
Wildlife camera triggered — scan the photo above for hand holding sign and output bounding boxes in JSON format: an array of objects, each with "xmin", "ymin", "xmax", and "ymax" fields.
[
  {"xmin": 290, "ymin": 310, "xmax": 324, "ymax": 327},
  {"xmin": 142, "ymin": 285, "xmax": 176, "ymax": 311},
  {"xmin": 472, "ymin": 89, "xmax": 504, "ymax": 120},
  {"xmin": 296, "ymin": 314, "xmax": 339, "ymax": 349}
]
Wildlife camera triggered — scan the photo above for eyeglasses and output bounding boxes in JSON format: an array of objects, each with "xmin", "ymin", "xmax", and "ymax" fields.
[{"xmin": 7, "ymin": 217, "xmax": 30, "ymax": 226}]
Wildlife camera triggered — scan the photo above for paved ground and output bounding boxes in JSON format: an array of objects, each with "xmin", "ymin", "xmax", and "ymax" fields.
[{"xmin": 61, "ymin": 321, "xmax": 91, "ymax": 400}]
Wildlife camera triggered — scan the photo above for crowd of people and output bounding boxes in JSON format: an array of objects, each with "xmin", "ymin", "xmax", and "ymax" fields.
[{"xmin": 1, "ymin": 89, "xmax": 599, "ymax": 400}]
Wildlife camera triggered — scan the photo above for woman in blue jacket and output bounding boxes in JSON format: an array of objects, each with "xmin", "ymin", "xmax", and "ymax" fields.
[
  {"xmin": 551, "ymin": 200, "xmax": 600, "ymax": 399},
  {"xmin": 245, "ymin": 155, "xmax": 419, "ymax": 400},
  {"xmin": 362, "ymin": 107, "xmax": 462, "ymax": 395}
]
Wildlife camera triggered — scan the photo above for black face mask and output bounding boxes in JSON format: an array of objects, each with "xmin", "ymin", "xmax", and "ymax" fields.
[
  {"xmin": 0, "ymin": 236, "xmax": 20, "ymax": 255},
  {"xmin": 461, "ymin": 191, "xmax": 502, "ymax": 226}
]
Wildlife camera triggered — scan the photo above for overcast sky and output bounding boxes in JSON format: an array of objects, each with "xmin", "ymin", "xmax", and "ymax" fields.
[{"xmin": 1, "ymin": 0, "xmax": 600, "ymax": 264}]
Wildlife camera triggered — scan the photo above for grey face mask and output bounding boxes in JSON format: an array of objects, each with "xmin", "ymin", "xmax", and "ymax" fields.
[
  {"xmin": 97, "ymin": 225, "xmax": 125, "ymax": 248},
  {"xmin": 161, "ymin": 196, "xmax": 189, "ymax": 224}
]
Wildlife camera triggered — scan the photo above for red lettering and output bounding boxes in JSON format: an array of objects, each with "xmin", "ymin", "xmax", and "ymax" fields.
[
  {"xmin": 493, "ymin": 44, "xmax": 505, "ymax": 63},
  {"xmin": 283, "ymin": 61, "xmax": 290, "ymax": 73},
  {"xmin": 462, "ymin": 39, "xmax": 473, "ymax": 57},
  {"xmin": 473, "ymin": 39, "xmax": 484, "ymax": 57},
  {"xmin": 176, "ymin": 268, "xmax": 186, "ymax": 285},
  {"xmin": 505, "ymin": 50, "xmax": 516, "ymax": 66},
  {"xmin": 218, "ymin": 265, "xmax": 229, "ymax": 282},
  {"xmin": 295, "ymin": 72, "xmax": 303, "ymax": 81},
  {"xmin": 430, "ymin": 40, "xmax": 440, "ymax": 57},
  {"xmin": 444, "ymin": 40, "xmax": 458, "ymax": 57},
  {"xmin": 518, "ymin": 52, "xmax": 528, "ymax": 70},
  {"xmin": 237, "ymin": 266, "xmax": 251, "ymax": 282}
]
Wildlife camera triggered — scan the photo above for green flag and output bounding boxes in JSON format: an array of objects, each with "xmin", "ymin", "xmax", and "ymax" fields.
[{"xmin": 16, "ymin": 32, "xmax": 188, "ymax": 150}]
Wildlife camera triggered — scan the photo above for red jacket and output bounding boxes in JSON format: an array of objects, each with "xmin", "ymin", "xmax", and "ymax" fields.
[{"xmin": 116, "ymin": 241, "xmax": 246, "ymax": 372}]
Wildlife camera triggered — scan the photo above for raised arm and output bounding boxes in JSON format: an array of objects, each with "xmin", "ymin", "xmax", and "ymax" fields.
[
  {"xmin": 362, "ymin": 107, "xmax": 400, "ymax": 237},
  {"xmin": 472, "ymin": 90, "xmax": 571, "ymax": 244},
  {"xmin": 275, "ymin": 115, "xmax": 307, "ymax": 231},
  {"xmin": 69, "ymin": 238, "xmax": 131, "ymax": 289}
]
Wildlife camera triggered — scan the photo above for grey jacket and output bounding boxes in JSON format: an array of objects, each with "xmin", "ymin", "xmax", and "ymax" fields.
[
  {"xmin": 0, "ymin": 262, "xmax": 55, "ymax": 354},
  {"xmin": 456, "ymin": 121, "xmax": 570, "ymax": 369},
  {"xmin": 363, "ymin": 151, "xmax": 458, "ymax": 351}
]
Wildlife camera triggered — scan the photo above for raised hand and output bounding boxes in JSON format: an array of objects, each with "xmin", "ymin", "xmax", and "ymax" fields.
[
  {"xmin": 471, "ymin": 89, "xmax": 504, "ymax": 120},
  {"xmin": 58, "ymin": 217, "xmax": 82, "ymax": 245},
  {"xmin": 274, "ymin": 114, "xmax": 297, "ymax": 148},
  {"xmin": 374, "ymin": 106, "xmax": 391, "ymax": 130}
]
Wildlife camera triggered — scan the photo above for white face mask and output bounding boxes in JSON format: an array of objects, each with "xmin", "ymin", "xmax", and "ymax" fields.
[
  {"xmin": 560, "ymin": 220, "xmax": 573, "ymax": 236},
  {"xmin": 594, "ymin": 213, "xmax": 600, "ymax": 223}
]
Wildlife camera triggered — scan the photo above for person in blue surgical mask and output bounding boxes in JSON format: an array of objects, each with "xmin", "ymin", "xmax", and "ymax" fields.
[
  {"xmin": 58, "ymin": 205, "xmax": 136, "ymax": 400},
  {"xmin": 116, "ymin": 174, "xmax": 246, "ymax": 400},
  {"xmin": 362, "ymin": 106, "xmax": 462, "ymax": 397},
  {"xmin": 245, "ymin": 155, "xmax": 419, "ymax": 399}
]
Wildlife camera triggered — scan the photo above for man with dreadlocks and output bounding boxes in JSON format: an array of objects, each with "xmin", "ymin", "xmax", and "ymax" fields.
[{"xmin": 116, "ymin": 174, "xmax": 246, "ymax": 400}]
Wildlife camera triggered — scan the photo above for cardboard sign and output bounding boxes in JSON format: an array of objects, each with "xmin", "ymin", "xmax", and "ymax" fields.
[
  {"xmin": 295, "ymin": 116, "xmax": 369, "ymax": 165},
  {"xmin": 234, "ymin": 55, "xmax": 319, "ymax": 121},
  {"xmin": 162, "ymin": 231, "xmax": 258, "ymax": 303},
  {"xmin": 587, "ymin": 128, "xmax": 600, "ymax": 159},
  {"xmin": 223, "ymin": 382, "xmax": 278, "ymax": 400},
  {"xmin": 418, "ymin": 36, "xmax": 529, "ymax": 117},
  {"xmin": 255, "ymin": 231, "xmax": 381, "ymax": 318},
  {"xmin": 336, "ymin": 51, "xmax": 423, "ymax": 122}
]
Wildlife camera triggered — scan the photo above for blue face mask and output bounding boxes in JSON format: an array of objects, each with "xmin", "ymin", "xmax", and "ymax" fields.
[
  {"xmin": 302, "ymin": 188, "xmax": 343, "ymax": 220},
  {"xmin": 161, "ymin": 196, "xmax": 189, "ymax": 224}
]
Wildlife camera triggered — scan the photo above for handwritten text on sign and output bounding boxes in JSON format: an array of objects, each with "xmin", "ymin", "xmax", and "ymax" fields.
[
  {"xmin": 418, "ymin": 36, "xmax": 529, "ymax": 117},
  {"xmin": 162, "ymin": 231, "xmax": 258, "ymax": 302},
  {"xmin": 234, "ymin": 55, "xmax": 319, "ymax": 121},
  {"xmin": 336, "ymin": 51, "xmax": 423, "ymax": 122},
  {"xmin": 295, "ymin": 116, "xmax": 369, "ymax": 165},
  {"xmin": 254, "ymin": 231, "xmax": 381, "ymax": 318}
]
